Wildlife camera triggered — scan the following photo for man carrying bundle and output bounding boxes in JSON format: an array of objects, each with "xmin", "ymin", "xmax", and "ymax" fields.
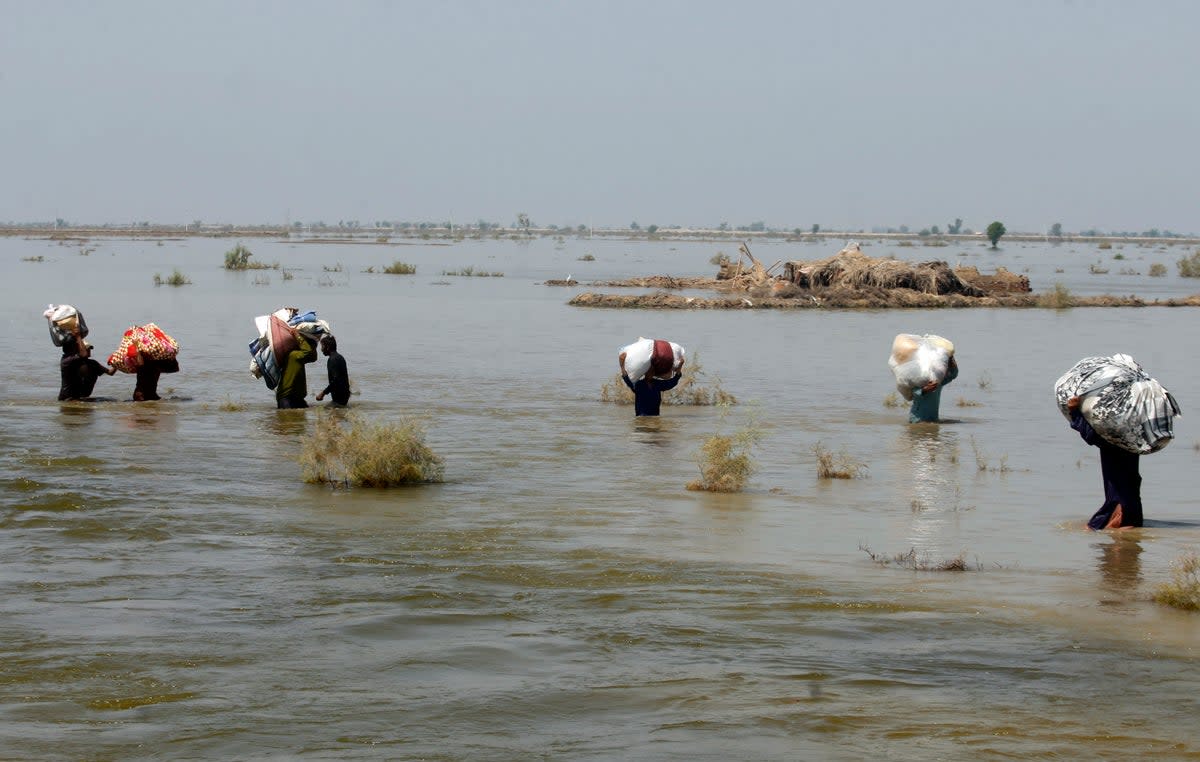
[
  {"xmin": 277, "ymin": 326, "xmax": 317, "ymax": 409},
  {"xmin": 618, "ymin": 337, "xmax": 685, "ymax": 417},
  {"xmin": 1066, "ymin": 395, "xmax": 1141, "ymax": 530},
  {"xmin": 1056, "ymin": 354, "xmax": 1180, "ymax": 530},
  {"xmin": 909, "ymin": 356, "xmax": 958, "ymax": 423},
  {"xmin": 888, "ymin": 334, "xmax": 957, "ymax": 423}
]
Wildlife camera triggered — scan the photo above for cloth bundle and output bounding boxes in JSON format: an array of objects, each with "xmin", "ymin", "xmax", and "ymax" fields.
[
  {"xmin": 44, "ymin": 304, "xmax": 89, "ymax": 347},
  {"xmin": 1054, "ymin": 354, "xmax": 1181, "ymax": 454},
  {"xmin": 889, "ymin": 334, "xmax": 954, "ymax": 401},
  {"xmin": 107, "ymin": 323, "xmax": 179, "ymax": 373},
  {"xmin": 620, "ymin": 337, "xmax": 685, "ymax": 381},
  {"xmin": 248, "ymin": 308, "xmax": 333, "ymax": 389}
]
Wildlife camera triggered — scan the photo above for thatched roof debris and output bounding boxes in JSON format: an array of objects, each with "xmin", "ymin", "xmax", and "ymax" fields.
[
  {"xmin": 953, "ymin": 265, "xmax": 1031, "ymax": 294},
  {"xmin": 783, "ymin": 247, "xmax": 985, "ymax": 297}
]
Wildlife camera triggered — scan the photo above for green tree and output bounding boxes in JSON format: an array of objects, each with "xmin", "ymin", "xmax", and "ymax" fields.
[
  {"xmin": 1049, "ymin": 222, "xmax": 1063, "ymax": 238},
  {"xmin": 810, "ymin": 224, "xmax": 820, "ymax": 234},
  {"xmin": 947, "ymin": 218, "xmax": 963, "ymax": 234},
  {"xmin": 986, "ymin": 221, "xmax": 1007, "ymax": 248},
  {"xmin": 646, "ymin": 224, "xmax": 659, "ymax": 235},
  {"xmin": 516, "ymin": 213, "xmax": 531, "ymax": 231},
  {"xmin": 630, "ymin": 221, "xmax": 640, "ymax": 231}
]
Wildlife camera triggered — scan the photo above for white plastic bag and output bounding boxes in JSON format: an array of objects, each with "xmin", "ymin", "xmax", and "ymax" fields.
[
  {"xmin": 889, "ymin": 334, "xmax": 954, "ymax": 400},
  {"xmin": 619, "ymin": 337, "xmax": 685, "ymax": 381}
]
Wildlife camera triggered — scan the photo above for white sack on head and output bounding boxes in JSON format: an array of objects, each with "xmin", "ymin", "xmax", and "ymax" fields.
[
  {"xmin": 619, "ymin": 337, "xmax": 685, "ymax": 382},
  {"xmin": 1054, "ymin": 354, "xmax": 1181, "ymax": 455},
  {"xmin": 44, "ymin": 304, "xmax": 88, "ymax": 346},
  {"xmin": 888, "ymin": 334, "xmax": 953, "ymax": 400}
]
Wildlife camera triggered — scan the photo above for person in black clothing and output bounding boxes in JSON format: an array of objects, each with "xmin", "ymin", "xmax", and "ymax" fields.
[
  {"xmin": 133, "ymin": 355, "xmax": 180, "ymax": 401},
  {"xmin": 1067, "ymin": 395, "xmax": 1142, "ymax": 530},
  {"xmin": 59, "ymin": 334, "xmax": 114, "ymax": 400},
  {"xmin": 315, "ymin": 336, "xmax": 350, "ymax": 406},
  {"xmin": 619, "ymin": 355, "xmax": 684, "ymax": 417}
]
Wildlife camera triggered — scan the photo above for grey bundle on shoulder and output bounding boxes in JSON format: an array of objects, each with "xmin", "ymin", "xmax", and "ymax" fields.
[{"xmin": 1054, "ymin": 354, "xmax": 1181, "ymax": 454}]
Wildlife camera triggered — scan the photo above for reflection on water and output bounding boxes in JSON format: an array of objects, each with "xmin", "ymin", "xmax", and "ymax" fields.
[
  {"xmin": 898, "ymin": 425, "xmax": 966, "ymax": 550},
  {"xmin": 1095, "ymin": 535, "xmax": 1144, "ymax": 599},
  {"xmin": 2, "ymin": 237, "xmax": 1200, "ymax": 757},
  {"xmin": 113, "ymin": 404, "xmax": 182, "ymax": 435},
  {"xmin": 632, "ymin": 415, "xmax": 675, "ymax": 446},
  {"xmin": 262, "ymin": 409, "xmax": 311, "ymax": 438}
]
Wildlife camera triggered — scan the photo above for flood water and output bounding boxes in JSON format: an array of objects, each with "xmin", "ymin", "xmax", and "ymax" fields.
[{"xmin": 2, "ymin": 233, "xmax": 1199, "ymax": 759}]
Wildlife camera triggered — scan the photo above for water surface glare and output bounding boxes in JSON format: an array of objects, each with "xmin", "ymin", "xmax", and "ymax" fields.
[{"xmin": 2, "ymin": 235, "xmax": 1199, "ymax": 759}]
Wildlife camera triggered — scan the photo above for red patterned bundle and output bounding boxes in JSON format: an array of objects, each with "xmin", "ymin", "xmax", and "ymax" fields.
[{"xmin": 108, "ymin": 323, "xmax": 179, "ymax": 373}]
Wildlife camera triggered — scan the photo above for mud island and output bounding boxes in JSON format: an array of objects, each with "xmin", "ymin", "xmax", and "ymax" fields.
[{"xmin": 565, "ymin": 243, "xmax": 1200, "ymax": 309}]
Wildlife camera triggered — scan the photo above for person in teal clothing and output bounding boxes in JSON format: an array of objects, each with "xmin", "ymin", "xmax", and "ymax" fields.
[{"xmin": 909, "ymin": 356, "xmax": 958, "ymax": 423}]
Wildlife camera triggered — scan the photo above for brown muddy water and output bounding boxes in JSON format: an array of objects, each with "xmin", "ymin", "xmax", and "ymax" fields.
[{"xmin": 2, "ymin": 235, "xmax": 1200, "ymax": 759}]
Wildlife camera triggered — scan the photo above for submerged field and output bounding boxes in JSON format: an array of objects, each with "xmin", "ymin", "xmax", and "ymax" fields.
[{"xmin": 2, "ymin": 233, "xmax": 1199, "ymax": 758}]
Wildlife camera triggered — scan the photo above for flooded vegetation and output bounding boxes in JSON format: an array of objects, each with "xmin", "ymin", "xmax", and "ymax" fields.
[
  {"xmin": 300, "ymin": 411, "xmax": 444, "ymax": 487},
  {"xmin": 2, "ymin": 231, "xmax": 1200, "ymax": 758}
]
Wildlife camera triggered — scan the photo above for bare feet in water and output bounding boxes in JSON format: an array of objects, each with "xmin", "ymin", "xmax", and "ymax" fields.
[{"xmin": 1104, "ymin": 504, "xmax": 1130, "ymax": 530}]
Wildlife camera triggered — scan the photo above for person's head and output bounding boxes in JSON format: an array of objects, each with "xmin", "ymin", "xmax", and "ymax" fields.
[{"xmin": 320, "ymin": 336, "xmax": 337, "ymax": 356}]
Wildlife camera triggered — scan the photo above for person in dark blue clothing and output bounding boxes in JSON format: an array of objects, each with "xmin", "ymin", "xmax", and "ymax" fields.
[
  {"xmin": 620, "ymin": 357, "xmax": 684, "ymax": 417},
  {"xmin": 314, "ymin": 336, "xmax": 350, "ymax": 406},
  {"xmin": 1067, "ymin": 395, "xmax": 1142, "ymax": 530}
]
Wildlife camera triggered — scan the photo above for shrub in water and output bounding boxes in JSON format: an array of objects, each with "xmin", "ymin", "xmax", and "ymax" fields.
[
  {"xmin": 300, "ymin": 411, "xmax": 444, "ymax": 487},
  {"xmin": 813, "ymin": 442, "xmax": 867, "ymax": 479},
  {"xmin": 224, "ymin": 243, "xmax": 254, "ymax": 270},
  {"xmin": 383, "ymin": 260, "xmax": 417, "ymax": 274},
  {"xmin": 687, "ymin": 415, "xmax": 764, "ymax": 493},
  {"xmin": 1177, "ymin": 250, "xmax": 1200, "ymax": 277},
  {"xmin": 1149, "ymin": 263, "xmax": 1168, "ymax": 277},
  {"xmin": 1153, "ymin": 552, "xmax": 1200, "ymax": 611},
  {"xmin": 154, "ymin": 268, "xmax": 191, "ymax": 286},
  {"xmin": 224, "ymin": 243, "xmax": 275, "ymax": 270}
]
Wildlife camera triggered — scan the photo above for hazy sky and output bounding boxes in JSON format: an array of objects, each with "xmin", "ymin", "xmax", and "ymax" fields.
[{"xmin": 3, "ymin": 0, "xmax": 1198, "ymax": 232}]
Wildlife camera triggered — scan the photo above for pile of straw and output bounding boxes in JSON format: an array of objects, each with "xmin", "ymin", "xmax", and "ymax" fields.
[{"xmin": 784, "ymin": 250, "xmax": 984, "ymax": 296}]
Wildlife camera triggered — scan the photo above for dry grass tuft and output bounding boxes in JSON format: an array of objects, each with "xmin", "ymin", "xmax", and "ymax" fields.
[
  {"xmin": 217, "ymin": 396, "xmax": 245, "ymax": 412},
  {"xmin": 860, "ymin": 544, "xmax": 973, "ymax": 571},
  {"xmin": 1149, "ymin": 263, "xmax": 1168, "ymax": 277},
  {"xmin": 300, "ymin": 411, "xmax": 444, "ymax": 487},
  {"xmin": 600, "ymin": 351, "xmax": 735, "ymax": 406},
  {"xmin": 813, "ymin": 442, "xmax": 868, "ymax": 479},
  {"xmin": 383, "ymin": 260, "xmax": 417, "ymax": 274},
  {"xmin": 686, "ymin": 416, "xmax": 764, "ymax": 492},
  {"xmin": 1152, "ymin": 552, "xmax": 1200, "ymax": 611},
  {"xmin": 1037, "ymin": 282, "xmax": 1072, "ymax": 309}
]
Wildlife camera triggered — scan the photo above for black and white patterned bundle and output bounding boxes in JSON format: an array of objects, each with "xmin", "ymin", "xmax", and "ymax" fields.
[{"xmin": 1054, "ymin": 354, "xmax": 1181, "ymax": 454}]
